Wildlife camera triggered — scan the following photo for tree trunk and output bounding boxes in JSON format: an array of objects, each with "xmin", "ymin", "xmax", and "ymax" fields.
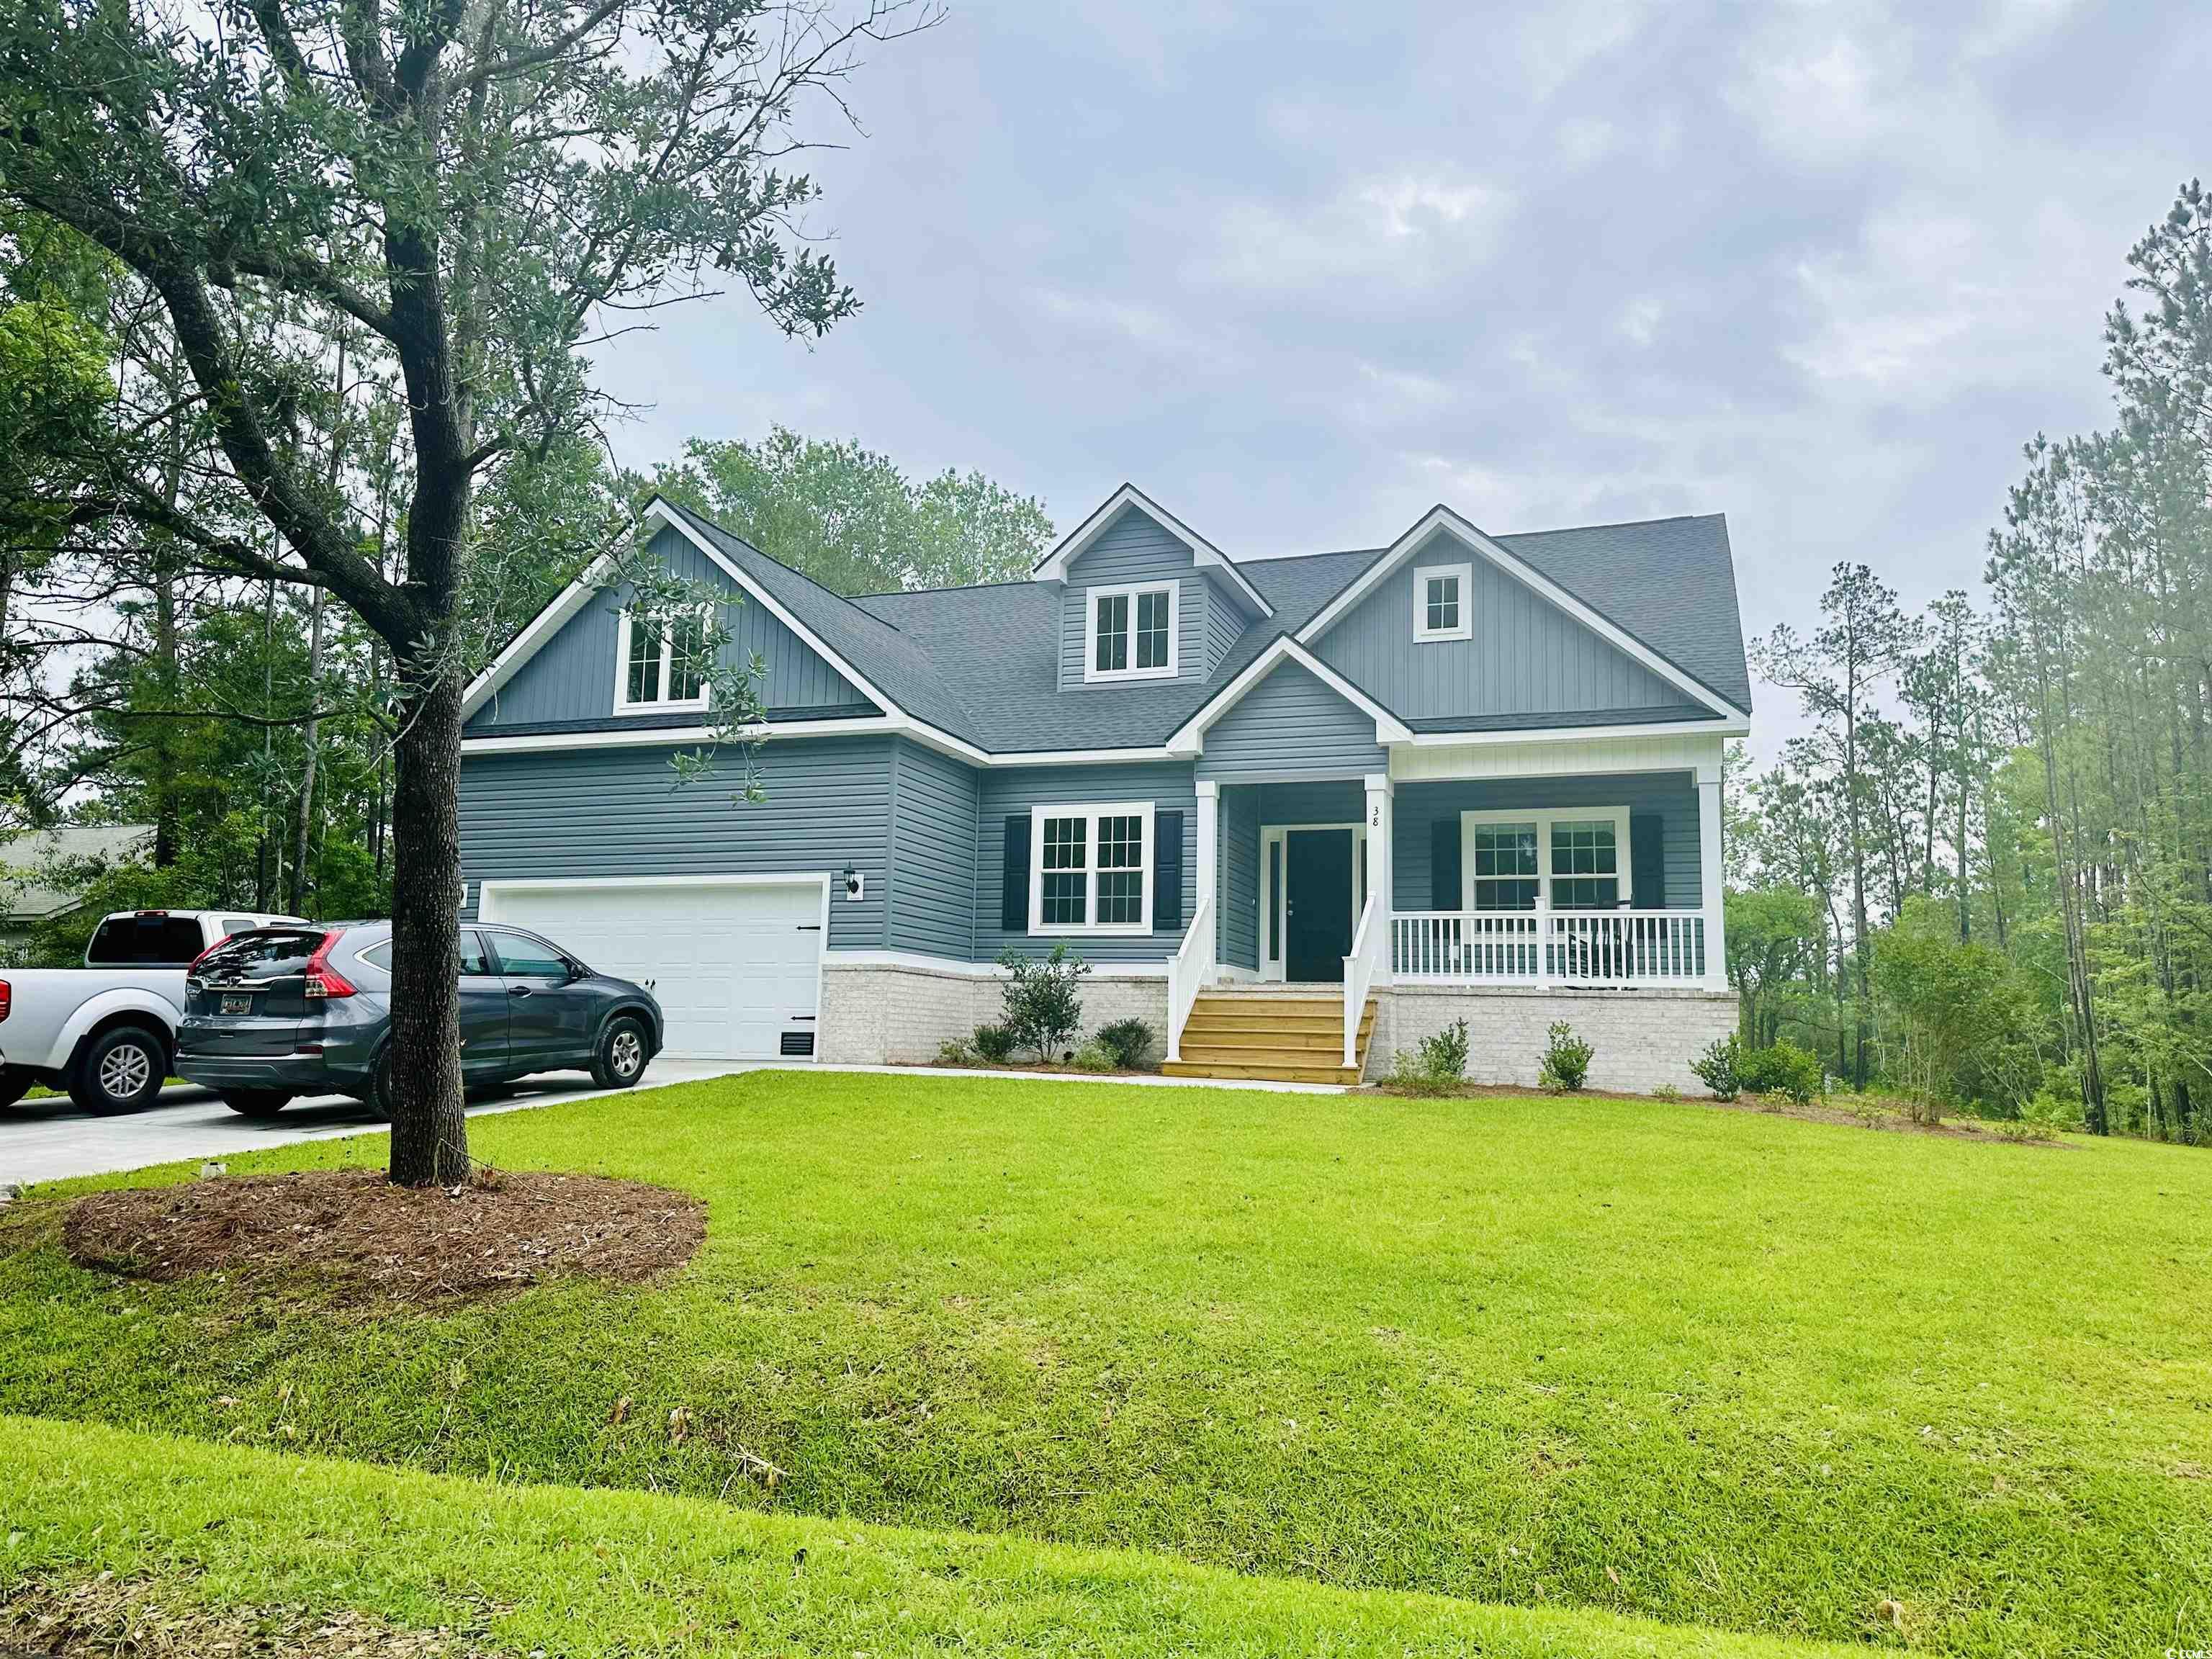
[
  {"xmin": 289, "ymin": 588, "xmax": 324, "ymax": 915},
  {"xmin": 384, "ymin": 668, "xmax": 469, "ymax": 1187}
]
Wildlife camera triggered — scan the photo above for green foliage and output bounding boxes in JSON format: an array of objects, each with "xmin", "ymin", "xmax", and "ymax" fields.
[
  {"xmin": 998, "ymin": 943, "xmax": 1090, "ymax": 1061},
  {"xmin": 969, "ymin": 1024, "xmax": 1017, "ymax": 1064},
  {"xmin": 1070, "ymin": 1040, "xmax": 1117, "ymax": 1074},
  {"xmin": 1691, "ymin": 1034, "xmax": 1741, "ymax": 1101},
  {"xmin": 1092, "ymin": 1017, "xmax": 1157, "ymax": 1071},
  {"xmin": 1872, "ymin": 898, "xmax": 2045, "ymax": 1123},
  {"xmin": 649, "ymin": 427, "xmax": 1054, "ymax": 594},
  {"xmin": 1385, "ymin": 1018, "xmax": 1468, "ymax": 1095},
  {"xmin": 1537, "ymin": 1020, "xmax": 1593, "ymax": 1093},
  {"xmin": 1653, "ymin": 1083, "xmax": 1681, "ymax": 1102},
  {"xmin": 934, "ymin": 1038, "xmax": 971, "ymax": 1067},
  {"xmin": 1724, "ymin": 886, "xmax": 1823, "ymax": 1046},
  {"xmin": 1738, "ymin": 1041, "xmax": 1822, "ymax": 1105}
]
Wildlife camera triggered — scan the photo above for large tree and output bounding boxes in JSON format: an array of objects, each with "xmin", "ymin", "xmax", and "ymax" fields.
[{"xmin": 1, "ymin": 0, "xmax": 927, "ymax": 1182}]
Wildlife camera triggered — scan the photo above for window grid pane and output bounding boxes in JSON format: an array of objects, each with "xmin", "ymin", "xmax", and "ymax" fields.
[
  {"xmin": 626, "ymin": 618, "xmax": 661, "ymax": 703},
  {"xmin": 1136, "ymin": 589, "xmax": 1171, "ymax": 670},
  {"xmin": 1425, "ymin": 576, "xmax": 1460, "ymax": 632},
  {"xmin": 1471, "ymin": 824, "xmax": 1537, "ymax": 911},
  {"xmin": 1094, "ymin": 595, "xmax": 1129, "ymax": 673},
  {"xmin": 1550, "ymin": 822, "xmax": 1619, "ymax": 909},
  {"xmin": 668, "ymin": 612, "xmax": 709, "ymax": 701}
]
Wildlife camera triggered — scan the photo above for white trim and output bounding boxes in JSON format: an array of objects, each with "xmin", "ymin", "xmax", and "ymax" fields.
[
  {"xmin": 1029, "ymin": 800, "xmax": 1156, "ymax": 937},
  {"xmin": 1259, "ymin": 822, "xmax": 1367, "ymax": 981},
  {"xmin": 822, "ymin": 948, "xmax": 1170, "ymax": 979},
  {"xmin": 1297, "ymin": 505, "xmax": 1749, "ymax": 720},
  {"xmin": 1411, "ymin": 562, "xmax": 1473, "ymax": 643},
  {"xmin": 1460, "ymin": 806, "xmax": 1634, "ymax": 911},
  {"xmin": 1165, "ymin": 634, "xmax": 1413, "ymax": 756},
  {"xmin": 1031, "ymin": 484, "xmax": 1274, "ymax": 617},
  {"xmin": 613, "ymin": 605, "xmax": 714, "ymax": 716},
  {"xmin": 1083, "ymin": 581, "xmax": 1179, "ymax": 682},
  {"xmin": 1401, "ymin": 716, "xmax": 1745, "ymax": 747},
  {"xmin": 477, "ymin": 871, "xmax": 832, "ymax": 1066}
]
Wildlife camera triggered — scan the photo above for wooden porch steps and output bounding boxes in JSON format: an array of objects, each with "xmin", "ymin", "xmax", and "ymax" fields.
[{"xmin": 1163, "ymin": 992, "xmax": 1377, "ymax": 1086}]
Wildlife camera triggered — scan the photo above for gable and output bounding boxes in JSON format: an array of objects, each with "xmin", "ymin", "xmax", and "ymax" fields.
[
  {"xmin": 1195, "ymin": 660, "xmax": 1388, "ymax": 780},
  {"xmin": 1308, "ymin": 528, "xmax": 1700, "ymax": 725},
  {"xmin": 465, "ymin": 523, "xmax": 875, "ymax": 734}
]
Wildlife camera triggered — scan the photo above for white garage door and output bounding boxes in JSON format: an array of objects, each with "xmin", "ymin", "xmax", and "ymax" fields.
[{"xmin": 480, "ymin": 878, "xmax": 824, "ymax": 1059}]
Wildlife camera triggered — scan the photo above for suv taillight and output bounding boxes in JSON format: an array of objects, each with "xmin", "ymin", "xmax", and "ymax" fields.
[
  {"xmin": 0, "ymin": 979, "xmax": 10, "ymax": 1022},
  {"xmin": 302, "ymin": 931, "xmax": 356, "ymax": 1000}
]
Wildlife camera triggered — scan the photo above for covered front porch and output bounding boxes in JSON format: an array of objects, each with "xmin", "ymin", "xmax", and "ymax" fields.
[{"xmin": 1166, "ymin": 747, "xmax": 1729, "ymax": 1070}]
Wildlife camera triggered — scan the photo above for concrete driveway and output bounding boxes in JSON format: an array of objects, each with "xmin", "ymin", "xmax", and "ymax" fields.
[{"xmin": 0, "ymin": 1058, "xmax": 742, "ymax": 1188}]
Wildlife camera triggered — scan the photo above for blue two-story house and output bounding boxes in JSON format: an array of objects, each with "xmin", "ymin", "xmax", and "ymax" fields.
[{"xmin": 457, "ymin": 485, "xmax": 1750, "ymax": 1088}]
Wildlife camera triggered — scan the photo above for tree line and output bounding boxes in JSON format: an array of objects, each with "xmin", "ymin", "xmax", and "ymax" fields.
[{"xmin": 1732, "ymin": 180, "xmax": 2212, "ymax": 1144}]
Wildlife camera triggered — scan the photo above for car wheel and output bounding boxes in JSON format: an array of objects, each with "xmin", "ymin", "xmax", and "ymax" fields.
[
  {"xmin": 0, "ymin": 1065, "xmax": 32, "ymax": 1110},
  {"xmin": 69, "ymin": 1025, "xmax": 167, "ymax": 1115},
  {"xmin": 220, "ymin": 1089, "xmax": 292, "ymax": 1119},
  {"xmin": 367, "ymin": 1051, "xmax": 397, "ymax": 1120},
  {"xmin": 591, "ymin": 1015, "xmax": 650, "ymax": 1089}
]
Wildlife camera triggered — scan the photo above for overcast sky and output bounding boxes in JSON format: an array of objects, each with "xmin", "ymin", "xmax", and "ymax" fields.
[{"xmin": 590, "ymin": 0, "xmax": 2211, "ymax": 754}]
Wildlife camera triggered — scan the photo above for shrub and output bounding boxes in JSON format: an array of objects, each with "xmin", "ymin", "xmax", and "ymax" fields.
[
  {"xmin": 1739, "ymin": 1040, "xmax": 1822, "ymax": 1105},
  {"xmin": 1653, "ymin": 1083, "xmax": 1681, "ymax": 1102},
  {"xmin": 1537, "ymin": 1021, "xmax": 1593, "ymax": 1093},
  {"xmin": 935, "ymin": 1038, "xmax": 971, "ymax": 1067},
  {"xmin": 1094, "ymin": 1017, "xmax": 1157, "ymax": 1071},
  {"xmin": 1416, "ymin": 1018, "xmax": 1470, "ymax": 1082},
  {"xmin": 1384, "ymin": 1050, "xmax": 1455, "ymax": 1096},
  {"xmin": 1691, "ymin": 1033, "xmax": 1740, "ymax": 1100},
  {"xmin": 1071, "ymin": 1039, "xmax": 1117, "ymax": 1074},
  {"xmin": 998, "ymin": 943, "xmax": 1090, "ymax": 1061},
  {"xmin": 971, "ymin": 1023, "xmax": 1017, "ymax": 1064}
]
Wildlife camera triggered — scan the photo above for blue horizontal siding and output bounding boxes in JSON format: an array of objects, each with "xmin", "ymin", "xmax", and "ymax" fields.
[
  {"xmin": 1197, "ymin": 662, "xmax": 1387, "ymax": 781},
  {"xmin": 457, "ymin": 736, "xmax": 893, "ymax": 950},
  {"xmin": 1391, "ymin": 773, "xmax": 1700, "ymax": 911},
  {"xmin": 976, "ymin": 761, "xmax": 1197, "ymax": 964},
  {"xmin": 887, "ymin": 739, "xmax": 979, "ymax": 959}
]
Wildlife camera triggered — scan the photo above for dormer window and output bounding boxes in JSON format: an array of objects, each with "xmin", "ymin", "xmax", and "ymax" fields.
[
  {"xmin": 1413, "ymin": 562, "xmax": 1473, "ymax": 642},
  {"xmin": 1086, "ymin": 583, "xmax": 1177, "ymax": 681},
  {"xmin": 615, "ymin": 606, "xmax": 712, "ymax": 713}
]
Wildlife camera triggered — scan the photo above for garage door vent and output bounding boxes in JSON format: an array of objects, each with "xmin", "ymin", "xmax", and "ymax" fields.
[{"xmin": 780, "ymin": 1030, "xmax": 816, "ymax": 1057}]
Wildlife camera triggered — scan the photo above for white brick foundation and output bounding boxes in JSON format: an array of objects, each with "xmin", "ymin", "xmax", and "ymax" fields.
[
  {"xmin": 1368, "ymin": 984, "xmax": 1737, "ymax": 1092},
  {"xmin": 818, "ymin": 957, "xmax": 1169, "ymax": 1066}
]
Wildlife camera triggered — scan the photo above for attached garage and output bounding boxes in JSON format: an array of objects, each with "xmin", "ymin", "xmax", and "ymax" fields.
[{"xmin": 477, "ymin": 876, "xmax": 827, "ymax": 1060}]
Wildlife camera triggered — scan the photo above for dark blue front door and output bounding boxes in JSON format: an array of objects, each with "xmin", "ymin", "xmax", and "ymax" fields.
[{"xmin": 1285, "ymin": 829, "xmax": 1354, "ymax": 984}]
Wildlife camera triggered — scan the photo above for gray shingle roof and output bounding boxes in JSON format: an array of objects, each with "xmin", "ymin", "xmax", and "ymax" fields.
[{"xmin": 663, "ymin": 499, "xmax": 1748, "ymax": 755}]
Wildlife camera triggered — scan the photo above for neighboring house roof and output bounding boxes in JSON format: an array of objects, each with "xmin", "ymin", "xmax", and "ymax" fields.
[
  {"xmin": 470, "ymin": 493, "xmax": 1750, "ymax": 759},
  {"xmin": 0, "ymin": 824, "xmax": 153, "ymax": 920}
]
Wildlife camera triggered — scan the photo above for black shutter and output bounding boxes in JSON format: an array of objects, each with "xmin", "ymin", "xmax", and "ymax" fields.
[
  {"xmin": 1153, "ymin": 809, "xmax": 1184, "ymax": 930},
  {"xmin": 1630, "ymin": 813, "xmax": 1665, "ymax": 909},
  {"xmin": 1001, "ymin": 814, "xmax": 1031, "ymax": 931},
  {"xmin": 1430, "ymin": 817, "xmax": 1461, "ymax": 909}
]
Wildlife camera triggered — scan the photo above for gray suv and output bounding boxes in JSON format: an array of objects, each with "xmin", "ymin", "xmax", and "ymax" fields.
[{"xmin": 176, "ymin": 922, "xmax": 662, "ymax": 1118}]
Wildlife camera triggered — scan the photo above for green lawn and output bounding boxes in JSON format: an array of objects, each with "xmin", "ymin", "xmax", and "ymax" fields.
[{"xmin": 3, "ymin": 1071, "xmax": 2208, "ymax": 1658}]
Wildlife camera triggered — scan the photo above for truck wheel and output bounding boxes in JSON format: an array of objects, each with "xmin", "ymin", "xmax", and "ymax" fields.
[
  {"xmin": 590, "ymin": 1015, "xmax": 650, "ymax": 1089},
  {"xmin": 220, "ymin": 1090, "xmax": 292, "ymax": 1119},
  {"xmin": 68, "ymin": 1025, "xmax": 167, "ymax": 1115},
  {"xmin": 0, "ymin": 1066, "xmax": 32, "ymax": 1109}
]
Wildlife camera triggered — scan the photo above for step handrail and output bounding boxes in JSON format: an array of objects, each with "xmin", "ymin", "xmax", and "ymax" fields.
[
  {"xmin": 1341, "ymin": 888, "xmax": 1384, "ymax": 1070},
  {"xmin": 1166, "ymin": 896, "xmax": 1215, "ymax": 1064}
]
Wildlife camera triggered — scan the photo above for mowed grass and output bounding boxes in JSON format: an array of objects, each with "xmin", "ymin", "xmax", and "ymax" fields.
[
  {"xmin": 0, "ymin": 1414, "xmax": 1857, "ymax": 1658},
  {"xmin": 3, "ymin": 1072, "xmax": 2209, "ymax": 1658}
]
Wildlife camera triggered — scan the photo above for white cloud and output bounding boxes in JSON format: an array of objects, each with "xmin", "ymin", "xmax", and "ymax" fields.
[{"xmin": 1191, "ymin": 171, "xmax": 1514, "ymax": 297}]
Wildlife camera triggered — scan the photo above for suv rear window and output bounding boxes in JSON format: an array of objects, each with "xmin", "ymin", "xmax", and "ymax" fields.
[
  {"xmin": 87, "ymin": 914, "xmax": 208, "ymax": 966},
  {"xmin": 191, "ymin": 928, "xmax": 328, "ymax": 979}
]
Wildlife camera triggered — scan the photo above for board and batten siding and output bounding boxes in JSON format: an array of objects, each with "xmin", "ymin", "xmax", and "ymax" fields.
[
  {"xmin": 467, "ymin": 524, "xmax": 869, "ymax": 732},
  {"xmin": 1390, "ymin": 773, "xmax": 1701, "ymax": 912},
  {"xmin": 1055, "ymin": 507, "xmax": 1209, "ymax": 693},
  {"xmin": 1218, "ymin": 783, "xmax": 1262, "ymax": 971},
  {"xmin": 975, "ymin": 761, "xmax": 1197, "ymax": 963},
  {"xmin": 1195, "ymin": 661, "xmax": 1388, "ymax": 781},
  {"xmin": 1311, "ymin": 534, "xmax": 1686, "ymax": 722},
  {"xmin": 886, "ymin": 739, "xmax": 981, "ymax": 960},
  {"xmin": 457, "ymin": 736, "xmax": 893, "ymax": 950}
]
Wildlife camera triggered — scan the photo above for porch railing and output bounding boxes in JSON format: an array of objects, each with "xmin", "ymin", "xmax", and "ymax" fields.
[
  {"xmin": 1166, "ymin": 896, "xmax": 1215, "ymax": 1063},
  {"xmin": 1341, "ymin": 889, "xmax": 1385, "ymax": 1068},
  {"xmin": 1389, "ymin": 907, "xmax": 1709, "ymax": 986}
]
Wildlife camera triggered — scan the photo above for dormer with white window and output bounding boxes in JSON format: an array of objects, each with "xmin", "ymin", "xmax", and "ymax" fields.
[
  {"xmin": 614, "ymin": 605, "xmax": 712, "ymax": 714},
  {"xmin": 1411, "ymin": 561, "xmax": 1473, "ymax": 642}
]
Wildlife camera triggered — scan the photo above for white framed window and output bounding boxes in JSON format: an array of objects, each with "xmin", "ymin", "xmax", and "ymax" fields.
[
  {"xmin": 1030, "ymin": 801, "xmax": 1155, "ymax": 934},
  {"xmin": 1412, "ymin": 562, "xmax": 1473, "ymax": 642},
  {"xmin": 1084, "ymin": 583, "xmax": 1178, "ymax": 681},
  {"xmin": 1461, "ymin": 806, "xmax": 1633, "ymax": 910},
  {"xmin": 614, "ymin": 606, "xmax": 713, "ymax": 714}
]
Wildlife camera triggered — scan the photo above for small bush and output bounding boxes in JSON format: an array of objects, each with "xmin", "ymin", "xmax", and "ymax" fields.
[
  {"xmin": 1537, "ymin": 1021, "xmax": 1593, "ymax": 1093},
  {"xmin": 1739, "ymin": 1040, "xmax": 1822, "ymax": 1105},
  {"xmin": 1384, "ymin": 1050, "xmax": 1456, "ymax": 1096},
  {"xmin": 1416, "ymin": 1018, "xmax": 1470, "ymax": 1082},
  {"xmin": 1094, "ymin": 1017, "xmax": 1157, "ymax": 1071},
  {"xmin": 971, "ymin": 1023, "xmax": 1017, "ymax": 1064},
  {"xmin": 999, "ymin": 943, "xmax": 1090, "ymax": 1061},
  {"xmin": 1691, "ymin": 1034, "xmax": 1741, "ymax": 1100},
  {"xmin": 1653, "ymin": 1083, "xmax": 1681, "ymax": 1102},
  {"xmin": 935, "ymin": 1038, "xmax": 972, "ymax": 1066},
  {"xmin": 1070, "ymin": 1039, "xmax": 1117, "ymax": 1074}
]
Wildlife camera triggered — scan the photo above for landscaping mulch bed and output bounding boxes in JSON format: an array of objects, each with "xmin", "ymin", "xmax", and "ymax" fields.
[
  {"xmin": 2, "ymin": 1575, "xmax": 490, "ymax": 1658},
  {"xmin": 61, "ymin": 1168, "xmax": 705, "ymax": 1305}
]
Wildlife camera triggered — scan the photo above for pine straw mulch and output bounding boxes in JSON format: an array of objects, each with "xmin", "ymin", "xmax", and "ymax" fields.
[
  {"xmin": 59, "ymin": 1167, "xmax": 706, "ymax": 1306},
  {"xmin": 1, "ymin": 1575, "xmax": 495, "ymax": 1658}
]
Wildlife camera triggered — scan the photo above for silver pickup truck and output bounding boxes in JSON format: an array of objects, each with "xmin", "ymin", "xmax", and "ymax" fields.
[{"xmin": 0, "ymin": 909, "xmax": 304, "ymax": 1113}]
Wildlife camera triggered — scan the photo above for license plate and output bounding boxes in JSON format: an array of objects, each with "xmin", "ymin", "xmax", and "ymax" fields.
[{"xmin": 220, "ymin": 994, "xmax": 252, "ymax": 1015}]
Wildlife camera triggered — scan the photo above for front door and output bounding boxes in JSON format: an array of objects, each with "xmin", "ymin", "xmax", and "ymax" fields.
[{"xmin": 1285, "ymin": 829, "xmax": 1354, "ymax": 983}]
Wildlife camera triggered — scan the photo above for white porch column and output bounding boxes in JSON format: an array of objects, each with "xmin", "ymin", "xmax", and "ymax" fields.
[
  {"xmin": 1363, "ymin": 772, "xmax": 1392, "ymax": 940},
  {"xmin": 1195, "ymin": 779, "xmax": 1220, "ymax": 939},
  {"xmin": 1696, "ymin": 760, "xmax": 1728, "ymax": 992}
]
